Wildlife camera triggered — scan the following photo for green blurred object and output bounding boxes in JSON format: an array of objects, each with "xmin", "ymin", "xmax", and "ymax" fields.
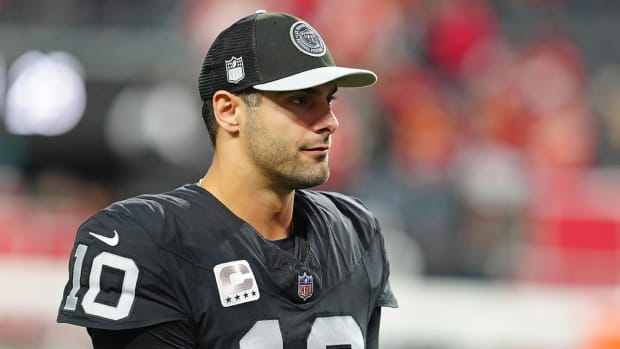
[{"xmin": 0, "ymin": 132, "xmax": 28, "ymax": 168}]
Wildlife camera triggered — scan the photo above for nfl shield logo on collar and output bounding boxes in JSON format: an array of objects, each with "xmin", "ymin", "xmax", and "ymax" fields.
[
  {"xmin": 225, "ymin": 56, "xmax": 245, "ymax": 84},
  {"xmin": 297, "ymin": 272, "xmax": 313, "ymax": 301}
]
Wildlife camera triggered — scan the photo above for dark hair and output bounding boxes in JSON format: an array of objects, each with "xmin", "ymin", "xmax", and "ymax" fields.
[{"xmin": 201, "ymin": 89, "xmax": 262, "ymax": 147}]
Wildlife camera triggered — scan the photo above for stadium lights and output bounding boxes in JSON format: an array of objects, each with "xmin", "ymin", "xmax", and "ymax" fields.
[{"xmin": 4, "ymin": 50, "xmax": 86, "ymax": 136}]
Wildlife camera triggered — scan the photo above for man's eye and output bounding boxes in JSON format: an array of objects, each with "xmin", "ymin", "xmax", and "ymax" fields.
[
  {"xmin": 327, "ymin": 95, "xmax": 337, "ymax": 105},
  {"xmin": 291, "ymin": 96, "xmax": 310, "ymax": 106}
]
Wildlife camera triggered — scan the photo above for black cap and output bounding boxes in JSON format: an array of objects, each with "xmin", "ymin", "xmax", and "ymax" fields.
[{"xmin": 198, "ymin": 10, "xmax": 377, "ymax": 102}]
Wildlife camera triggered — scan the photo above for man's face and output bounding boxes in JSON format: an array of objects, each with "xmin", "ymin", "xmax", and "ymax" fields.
[{"xmin": 241, "ymin": 83, "xmax": 339, "ymax": 191}]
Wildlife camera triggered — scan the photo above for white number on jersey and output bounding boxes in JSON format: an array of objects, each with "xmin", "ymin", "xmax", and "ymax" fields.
[
  {"xmin": 62, "ymin": 243, "xmax": 139, "ymax": 320},
  {"xmin": 240, "ymin": 316, "xmax": 364, "ymax": 348}
]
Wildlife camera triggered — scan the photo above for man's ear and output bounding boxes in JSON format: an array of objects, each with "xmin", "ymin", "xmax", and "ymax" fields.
[{"xmin": 212, "ymin": 90, "xmax": 242, "ymax": 135}]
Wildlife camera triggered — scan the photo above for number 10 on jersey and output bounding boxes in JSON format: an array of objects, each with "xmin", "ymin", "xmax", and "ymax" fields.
[{"xmin": 62, "ymin": 244, "xmax": 139, "ymax": 320}]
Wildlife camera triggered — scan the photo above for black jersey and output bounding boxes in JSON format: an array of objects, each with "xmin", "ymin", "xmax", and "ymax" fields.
[{"xmin": 57, "ymin": 184, "xmax": 397, "ymax": 348}]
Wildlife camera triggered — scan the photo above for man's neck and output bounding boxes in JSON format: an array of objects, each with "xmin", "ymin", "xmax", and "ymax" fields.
[{"xmin": 198, "ymin": 163, "xmax": 295, "ymax": 241}]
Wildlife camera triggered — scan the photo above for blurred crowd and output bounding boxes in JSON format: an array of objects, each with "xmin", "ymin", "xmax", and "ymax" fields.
[{"xmin": 2, "ymin": 0, "xmax": 620, "ymax": 286}]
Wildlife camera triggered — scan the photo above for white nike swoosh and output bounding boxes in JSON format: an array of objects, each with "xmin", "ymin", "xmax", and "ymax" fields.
[{"xmin": 88, "ymin": 230, "xmax": 119, "ymax": 247}]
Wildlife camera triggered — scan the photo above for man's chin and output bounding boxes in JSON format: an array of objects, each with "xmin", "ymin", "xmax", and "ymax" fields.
[{"xmin": 291, "ymin": 170, "xmax": 330, "ymax": 190}]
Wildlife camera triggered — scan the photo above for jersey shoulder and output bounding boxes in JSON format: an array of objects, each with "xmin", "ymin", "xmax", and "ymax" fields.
[
  {"xmin": 94, "ymin": 184, "xmax": 225, "ymax": 248},
  {"xmin": 300, "ymin": 190, "xmax": 380, "ymax": 248},
  {"xmin": 57, "ymin": 186, "xmax": 205, "ymax": 330}
]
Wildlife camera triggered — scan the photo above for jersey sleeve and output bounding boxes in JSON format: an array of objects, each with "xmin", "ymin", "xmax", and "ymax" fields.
[
  {"xmin": 377, "ymin": 278, "xmax": 398, "ymax": 308},
  {"xmin": 87, "ymin": 320, "xmax": 195, "ymax": 348},
  {"xmin": 57, "ymin": 204, "xmax": 187, "ymax": 330},
  {"xmin": 374, "ymin": 220, "xmax": 398, "ymax": 309},
  {"xmin": 319, "ymin": 190, "xmax": 399, "ymax": 308}
]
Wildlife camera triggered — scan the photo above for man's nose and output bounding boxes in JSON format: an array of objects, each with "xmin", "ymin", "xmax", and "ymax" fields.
[{"xmin": 313, "ymin": 108, "xmax": 339, "ymax": 135}]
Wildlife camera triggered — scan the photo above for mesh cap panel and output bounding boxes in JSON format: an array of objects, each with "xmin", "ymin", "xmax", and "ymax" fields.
[{"xmin": 198, "ymin": 14, "xmax": 261, "ymax": 101}]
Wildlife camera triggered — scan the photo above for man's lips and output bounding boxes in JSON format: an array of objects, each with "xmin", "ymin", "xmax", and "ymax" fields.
[{"xmin": 301, "ymin": 145, "xmax": 330, "ymax": 155}]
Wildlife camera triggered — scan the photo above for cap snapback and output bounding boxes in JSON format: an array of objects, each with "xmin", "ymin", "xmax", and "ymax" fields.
[{"xmin": 198, "ymin": 10, "xmax": 377, "ymax": 102}]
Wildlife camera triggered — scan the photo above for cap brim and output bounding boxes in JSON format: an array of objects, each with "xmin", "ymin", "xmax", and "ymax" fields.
[{"xmin": 253, "ymin": 66, "xmax": 377, "ymax": 91}]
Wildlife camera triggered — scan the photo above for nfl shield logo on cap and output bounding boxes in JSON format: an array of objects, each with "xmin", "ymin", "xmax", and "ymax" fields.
[
  {"xmin": 297, "ymin": 272, "xmax": 313, "ymax": 301},
  {"xmin": 225, "ymin": 56, "xmax": 245, "ymax": 84}
]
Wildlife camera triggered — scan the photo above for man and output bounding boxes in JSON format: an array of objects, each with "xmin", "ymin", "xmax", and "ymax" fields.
[{"xmin": 57, "ymin": 10, "xmax": 397, "ymax": 348}]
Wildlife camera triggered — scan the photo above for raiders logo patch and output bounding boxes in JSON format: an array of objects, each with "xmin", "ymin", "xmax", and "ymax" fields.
[{"xmin": 290, "ymin": 21, "xmax": 326, "ymax": 57}]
